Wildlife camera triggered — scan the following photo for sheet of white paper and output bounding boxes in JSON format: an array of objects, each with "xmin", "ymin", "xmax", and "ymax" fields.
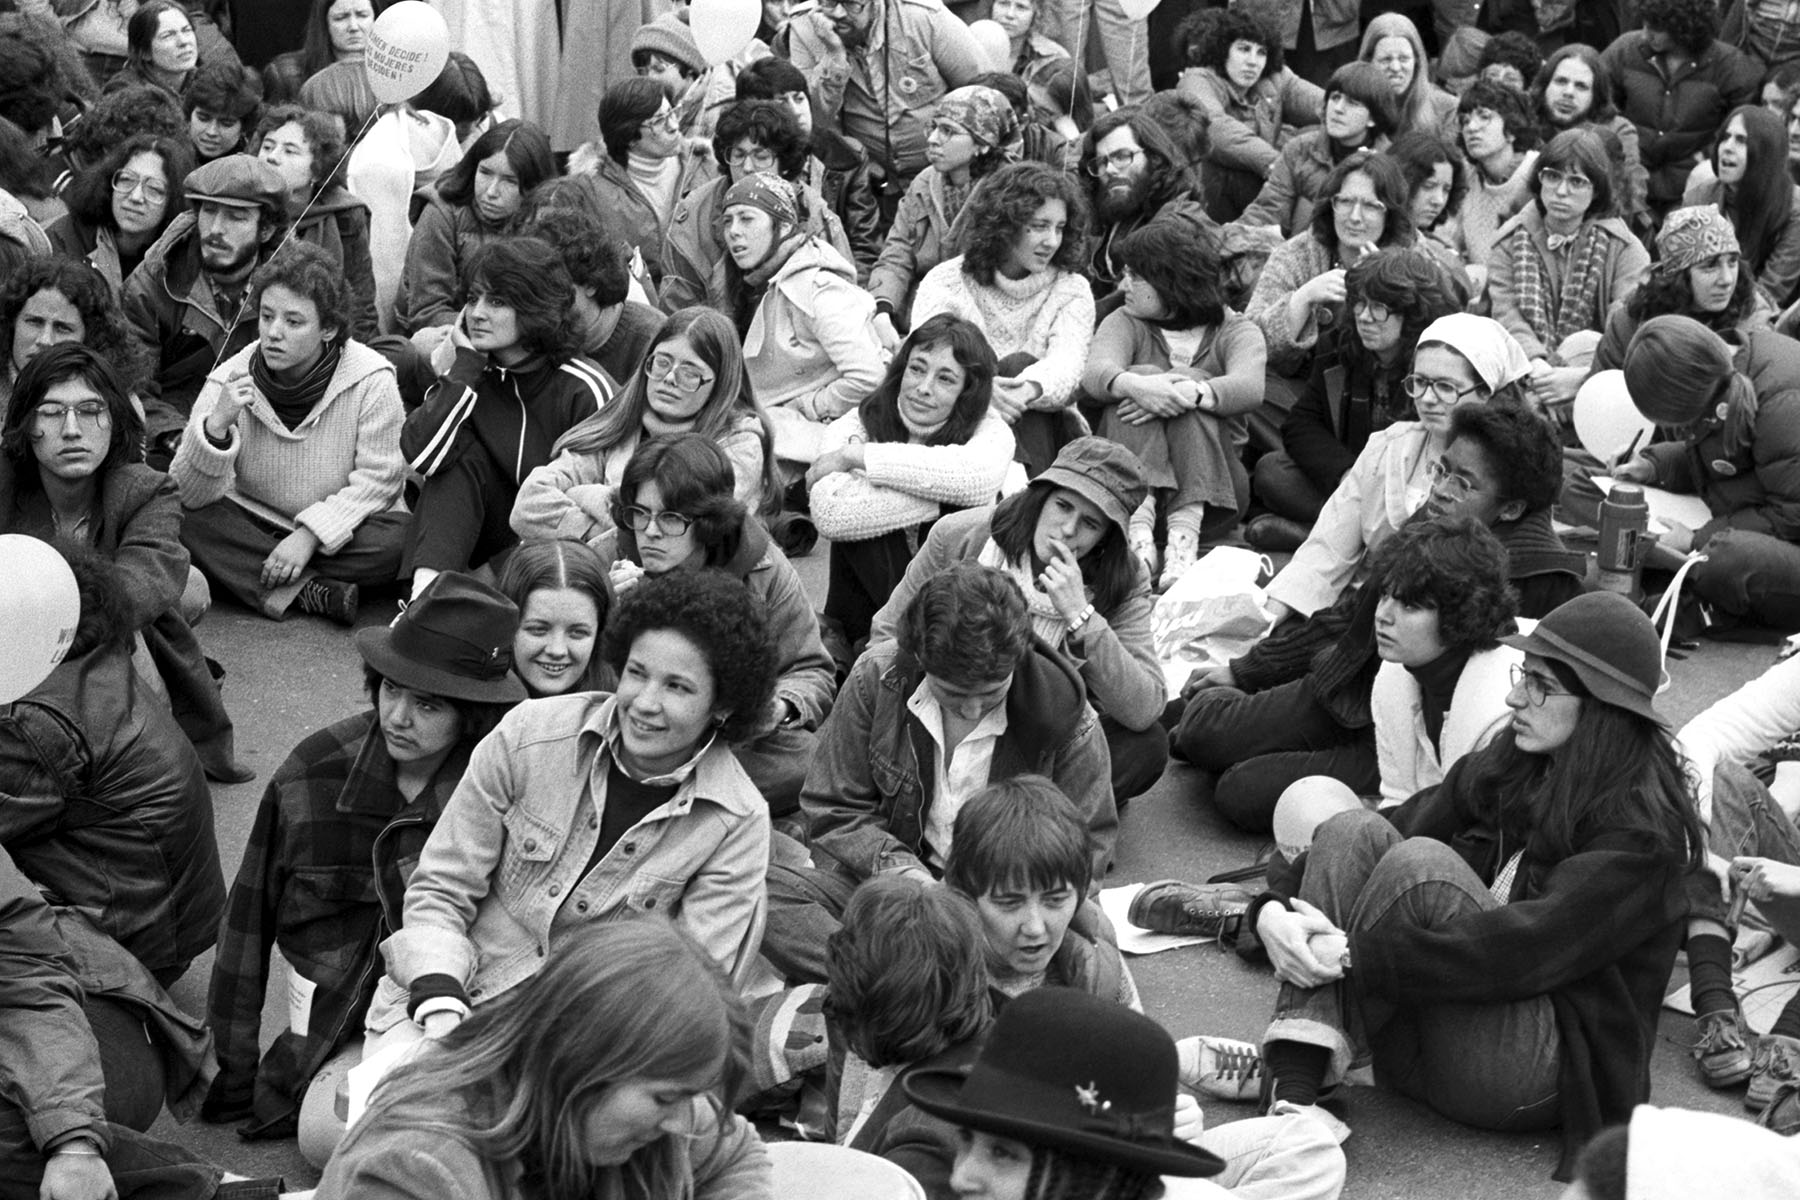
[
  {"xmin": 765, "ymin": 405, "xmax": 828, "ymax": 464},
  {"xmin": 1099, "ymin": 883, "xmax": 1217, "ymax": 955},
  {"xmin": 1665, "ymin": 940, "xmax": 1800, "ymax": 1035},
  {"xmin": 1591, "ymin": 476, "xmax": 1714, "ymax": 534},
  {"xmin": 282, "ymin": 951, "xmax": 317, "ymax": 1037}
]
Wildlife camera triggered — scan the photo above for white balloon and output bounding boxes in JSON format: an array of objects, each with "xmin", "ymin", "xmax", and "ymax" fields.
[
  {"xmin": 1119, "ymin": 0, "xmax": 1164, "ymax": 19},
  {"xmin": 0, "ymin": 535, "xmax": 79, "ymax": 704},
  {"xmin": 1576, "ymin": 369, "xmax": 1657, "ymax": 466},
  {"xmin": 1270, "ymin": 776, "xmax": 1362, "ymax": 865},
  {"xmin": 365, "ymin": 1, "xmax": 451, "ymax": 106},
  {"xmin": 691, "ymin": 0, "xmax": 762, "ymax": 68},
  {"xmin": 967, "ymin": 19, "xmax": 1012, "ymax": 73}
]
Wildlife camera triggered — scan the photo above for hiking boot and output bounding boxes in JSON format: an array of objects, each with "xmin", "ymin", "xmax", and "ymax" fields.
[
  {"xmin": 1244, "ymin": 514, "xmax": 1308, "ymax": 553},
  {"xmin": 1159, "ymin": 528, "xmax": 1200, "ymax": 593},
  {"xmin": 295, "ymin": 578, "xmax": 358, "ymax": 626},
  {"xmin": 1177, "ymin": 1036, "xmax": 1263, "ymax": 1102},
  {"xmin": 1759, "ymin": 1081, "xmax": 1800, "ymax": 1136},
  {"xmin": 1747, "ymin": 1033, "xmax": 1800, "ymax": 1110},
  {"xmin": 1694, "ymin": 1009, "xmax": 1754, "ymax": 1089},
  {"xmin": 1127, "ymin": 880, "xmax": 1253, "ymax": 940}
]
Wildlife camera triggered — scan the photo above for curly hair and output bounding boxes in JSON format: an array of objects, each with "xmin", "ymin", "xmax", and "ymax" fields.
[
  {"xmin": 518, "ymin": 204, "xmax": 631, "ymax": 308},
  {"xmin": 1181, "ymin": 6, "xmax": 1282, "ymax": 78},
  {"xmin": 608, "ymin": 432, "xmax": 752, "ymax": 572},
  {"xmin": 1340, "ymin": 246, "xmax": 1461, "ymax": 383},
  {"xmin": 599, "ymin": 76, "xmax": 667, "ymax": 166},
  {"xmin": 712, "ymin": 100, "xmax": 809, "ymax": 181},
  {"xmin": 945, "ymin": 775, "xmax": 1092, "ymax": 899},
  {"xmin": 59, "ymin": 85, "xmax": 187, "ymax": 171},
  {"xmin": 1140, "ymin": 90, "xmax": 1212, "ymax": 178},
  {"xmin": 1627, "ymin": 257, "xmax": 1759, "ymax": 329},
  {"xmin": 1530, "ymin": 125, "xmax": 1618, "ymax": 219},
  {"xmin": 1458, "ymin": 78, "xmax": 1542, "ymax": 154},
  {"xmin": 1446, "ymin": 401, "xmax": 1565, "ymax": 515},
  {"xmin": 2, "ymin": 343, "xmax": 143, "ymax": 484},
  {"xmin": 183, "ymin": 59, "xmax": 263, "ymax": 125},
  {"xmin": 825, "ymin": 876, "xmax": 992, "ymax": 1069},
  {"xmin": 959, "ymin": 161, "xmax": 1090, "ymax": 287},
  {"xmin": 1477, "ymin": 31, "xmax": 1543, "ymax": 90},
  {"xmin": 1532, "ymin": 44, "xmax": 1619, "ymax": 129},
  {"xmin": 897, "ymin": 561, "xmax": 1030, "ymax": 686},
  {"xmin": 1114, "ymin": 218, "xmax": 1226, "ymax": 329},
  {"xmin": 599, "ymin": 567, "xmax": 777, "ymax": 744},
  {"xmin": 251, "ymin": 241, "xmax": 352, "ymax": 337},
  {"xmin": 436, "ymin": 119, "xmax": 556, "ymax": 213},
  {"xmin": 1369, "ymin": 514, "xmax": 1517, "ymax": 651},
  {"xmin": 1637, "ymin": 0, "xmax": 1721, "ymax": 56},
  {"xmin": 1308, "ymin": 153, "xmax": 1413, "ymax": 257},
  {"xmin": 458, "ymin": 236, "xmax": 580, "ymax": 361},
  {"xmin": 0, "ymin": 257, "xmax": 143, "ymax": 393},
  {"xmin": 859, "ymin": 313, "xmax": 996, "ymax": 447},
  {"xmin": 1077, "ymin": 107, "xmax": 1185, "ymax": 213},
  {"xmin": 253, "ymin": 104, "xmax": 346, "ymax": 197},
  {"xmin": 62, "ymin": 132, "xmax": 193, "ymax": 236},
  {"xmin": 1386, "ymin": 129, "xmax": 1466, "ymax": 232}
]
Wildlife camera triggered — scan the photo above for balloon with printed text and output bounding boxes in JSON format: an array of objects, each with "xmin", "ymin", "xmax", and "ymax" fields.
[
  {"xmin": 0, "ymin": 535, "xmax": 80, "ymax": 703},
  {"xmin": 692, "ymin": 0, "xmax": 761, "ymax": 68},
  {"xmin": 365, "ymin": 1, "xmax": 451, "ymax": 105}
]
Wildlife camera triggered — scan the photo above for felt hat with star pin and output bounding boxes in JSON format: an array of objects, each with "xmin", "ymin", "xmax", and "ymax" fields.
[
  {"xmin": 354, "ymin": 572, "xmax": 527, "ymax": 705},
  {"xmin": 902, "ymin": 988, "xmax": 1225, "ymax": 1177}
]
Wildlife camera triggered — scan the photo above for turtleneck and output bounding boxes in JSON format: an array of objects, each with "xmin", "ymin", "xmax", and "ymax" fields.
[
  {"xmin": 1407, "ymin": 644, "xmax": 1473, "ymax": 752},
  {"xmin": 627, "ymin": 150, "xmax": 681, "ymax": 228}
]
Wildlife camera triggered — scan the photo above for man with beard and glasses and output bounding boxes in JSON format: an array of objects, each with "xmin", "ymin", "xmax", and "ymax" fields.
[
  {"xmin": 787, "ymin": 0, "xmax": 986, "ymax": 203},
  {"xmin": 1076, "ymin": 106, "xmax": 1215, "ymax": 300},
  {"xmin": 120, "ymin": 154, "xmax": 289, "ymax": 463}
]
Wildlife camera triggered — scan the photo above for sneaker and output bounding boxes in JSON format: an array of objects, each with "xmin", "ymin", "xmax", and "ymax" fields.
[
  {"xmin": 295, "ymin": 577, "xmax": 359, "ymax": 626},
  {"xmin": 1748, "ymin": 1033, "xmax": 1800, "ymax": 1111},
  {"xmin": 1693, "ymin": 1009, "xmax": 1754, "ymax": 1089},
  {"xmin": 1177, "ymin": 1036, "xmax": 1263, "ymax": 1102},
  {"xmin": 1129, "ymin": 524, "xmax": 1159, "ymax": 580},
  {"xmin": 1127, "ymin": 880, "xmax": 1254, "ymax": 940},
  {"xmin": 1159, "ymin": 528, "xmax": 1200, "ymax": 593},
  {"xmin": 1759, "ymin": 1081, "xmax": 1800, "ymax": 1136},
  {"xmin": 1268, "ymin": 1098, "xmax": 1351, "ymax": 1144}
]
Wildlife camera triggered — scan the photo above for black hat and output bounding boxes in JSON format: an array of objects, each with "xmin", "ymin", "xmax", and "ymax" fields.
[
  {"xmin": 354, "ymin": 573, "xmax": 527, "ymax": 705},
  {"xmin": 1500, "ymin": 591, "xmax": 1665, "ymax": 725},
  {"xmin": 902, "ymin": 989, "xmax": 1225, "ymax": 1178}
]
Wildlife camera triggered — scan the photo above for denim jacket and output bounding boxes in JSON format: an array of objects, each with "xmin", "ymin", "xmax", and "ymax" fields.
[{"xmin": 369, "ymin": 694, "xmax": 770, "ymax": 1033}]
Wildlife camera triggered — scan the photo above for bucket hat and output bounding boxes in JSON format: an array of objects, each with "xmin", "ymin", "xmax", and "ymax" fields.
[
  {"xmin": 1500, "ymin": 591, "xmax": 1665, "ymax": 724},
  {"xmin": 1028, "ymin": 437, "xmax": 1148, "ymax": 538},
  {"xmin": 902, "ymin": 988, "xmax": 1225, "ymax": 1178},
  {"xmin": 354, "ymin": 572, "xmax": 527, "ymax": 705}
]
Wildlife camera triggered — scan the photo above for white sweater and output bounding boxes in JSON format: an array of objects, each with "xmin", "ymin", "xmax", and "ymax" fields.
[
  {"xmin": 1372, "ymin": 635, "xmax": 1529, "ymax": 806},
  {"xmin": 808, "ymin": 410, "xmax": 1016, "ymax": 541},
  {"xmin": 910, "ymin": 258, "xmax": 1095, "ymax": 408}
]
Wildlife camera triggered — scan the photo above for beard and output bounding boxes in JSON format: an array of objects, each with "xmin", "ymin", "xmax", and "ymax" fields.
[
  {"xmin": 1096, "ymin": 172, "xmax": 1151, "ymax": 225},
  {"xmin": 200, "ymin": 237, "xmax": 260, "ymax": 275}
]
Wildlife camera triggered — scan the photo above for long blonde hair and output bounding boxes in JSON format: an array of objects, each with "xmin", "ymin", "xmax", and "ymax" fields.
[
  {"xmin": 355, "ymin": 921, "xmax": 745, "ymax": 1200},
  {"xmin": 1359, "ymin": 13, "xmax": 1436, "ymax": 137}
]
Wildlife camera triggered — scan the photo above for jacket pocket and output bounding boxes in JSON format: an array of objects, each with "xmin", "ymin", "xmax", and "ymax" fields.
[
  {"xmin": 497, "ymin": 806, "xmax": 565, "ymax": 896},
  {"xmin": 896, "ymin": 50, "xmax": 947, "ymax": 110},
  {"xmin": 284, "ymin": 867, "xmax": 382, "ymax": 978},
  {"xmin": 625, "ymin": 871, "xmax": 687, "ymax": 916}
]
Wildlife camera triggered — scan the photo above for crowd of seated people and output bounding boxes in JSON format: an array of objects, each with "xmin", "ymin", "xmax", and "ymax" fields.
[{"xmin": 14, "ymin": 2, "xmax": 1800, "ymax": 1198}]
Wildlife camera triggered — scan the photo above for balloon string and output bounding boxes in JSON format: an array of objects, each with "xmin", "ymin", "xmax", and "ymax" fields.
[{"xmin": 206, "ymin": 104, "xmax": 384, "ymax": 378}]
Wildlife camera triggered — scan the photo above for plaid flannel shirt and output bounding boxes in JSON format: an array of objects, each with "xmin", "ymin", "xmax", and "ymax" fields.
[{"xmin": 203, "ymin": 711, "xmax": 469, "ymax": 1134}]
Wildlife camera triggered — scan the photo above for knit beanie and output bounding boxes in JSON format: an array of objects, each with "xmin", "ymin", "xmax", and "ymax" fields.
[
  {"xmin": 1624, "ymin": 1105, "xmax": 1800, "ymax": 1200},
  {"xmin": 722, "ymin": 173, "xmax": 800, "ymax": 237},
  {"xmin": 1655, "ymin": 205, "xmax": 1739, "ymax": 275},
  {"xmin": 1415, "ymin": 313, "xmax": 1532, "ymax": 393},
  {"xmin": 632, "ymin": 14, "xmax": 708, "ymax": 78},
  {"xmin": 936, "ymin": 85, "xmax": 1020, "ymax": 155},
  {"xmin": 1622, "ymin": 314, "xmax": 1733, "ymax": 426}
]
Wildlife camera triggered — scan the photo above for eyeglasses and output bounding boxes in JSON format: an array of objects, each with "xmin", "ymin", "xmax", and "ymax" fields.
[
  {"xmin": 112, "ymin": 170, "xmax": 168, "ymax": 205},
  {"xmin": 725, "ymin": 146, "xmax": 778, "ymax": 170},
  {"xmin": 926, "ymin": 120, "xmax": 972, "ymax": 141},
  {"xmin": 621, "ymin": 505, "xmax": 695, "ymax": 536},
  {"xmin": 1401, "ymin": 374, "xmax": 1484, "ymax": 405},
  {"xmin": 1538, "ymin": 166, "xmax": 1594, "ymax": 193},
  {"xmin": 640, "ymin": 108, "xmax": 679, "ymax": 134},
  {"xmin": 1509, "ymin": 664, "xmax": 1573, "ymax": 706},
  {"xmin": 1352, "ymin": 297, "xmax": 1393, "ymax": 322},
  {"xmin": 645, "ymin": 353, "xmax": 714, "ymax": 391},
  {"xmin": 1330, "ymin": 194, "xmax": 1387, "ymax": 218},
  {"xmin": 819, "ymin": 0, "xmax": 870, "ymax": 12},
  {"xmin": 1427, "ymin": 457, "xmax": 1473, "ymax": 501},
  {"xmin": 34, "ymin": 400, "xmax": 111, "ymax": 428},
  {"xmin": 1083, "ymin": 147, "xmax": 1144, "ymax": 177}
]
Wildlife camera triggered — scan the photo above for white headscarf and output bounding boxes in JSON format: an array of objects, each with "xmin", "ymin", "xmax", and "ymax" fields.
[{"xmin": 1415, "ymin": 313, "xmax": 1532, "ymax": 393}]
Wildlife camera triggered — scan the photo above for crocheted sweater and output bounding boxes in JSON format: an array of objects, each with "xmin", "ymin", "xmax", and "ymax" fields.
[
  {"xmin": 911, "ymin": 258, "xmax": 1095, "ymax": 407},
  {"xmin": 807, "ymin": 410, "xmax": 1016, "ymax": 542}
]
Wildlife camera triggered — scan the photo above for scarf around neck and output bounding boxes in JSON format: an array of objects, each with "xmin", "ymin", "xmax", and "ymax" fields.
[
  {"xmin": 978, "ymin": 537, "xmax": 1081, "ymax": 646},
  {"xmin": 251, "ymin": 339, "xmax": 343, "ymax": 430},
  {"xmin": 1506, "ymin": 221, "xmax": 1612, "ymax": 359}
]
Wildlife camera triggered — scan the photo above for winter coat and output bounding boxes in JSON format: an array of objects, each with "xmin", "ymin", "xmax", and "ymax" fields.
[
  {"xmin": 1246, "ymin": 232, "xmax": 1339, "ymax": 375},
  {"xmin": 289, "ymin": 186, "xmax": 381, "ymax": 342},
  {"xmin": 172, "ymin": 340, "xmax": 405, "ymax": 551},
  {"xmin": 45, "ymin": 214, "xmax": 131, "ymax": 295},
  {"xmin": 801, "ymin": 639, "xmax": 1118, "ymax": 884},
  {"xmin": 809, "ymin": 134, "xmax": 883, "ymax": 282},
  {"xmin": 1178, "ymin": 66, "xmax": 1324, "ymax": 180},
  {"xmin": 868, "ymin": 165, "xmax": 973, "ymax": 320},
  {"xmin": 869, "ymin": 506, "xmax": 1164, "ymax": 732},
  {"xmin": 564, "ymin": 150, "xmax": 712, "ymax": 283},
  {"xmin": 119, "ymin": 212, "xmax": 259, "ymax": 423},
  {"xmin": 0, "ymin": 640, "xmax": 225, "ymax": 978},
  {"xmin": 368, "ymin": 694, "xmax": 770, "ymax": 1032},
  {"xmin": 1239, "ymin": 130, "xmax": 1363, "ymax": 237},
  {"xmin": 394, "ymin": 201, "xmax": 506, "ymax": 334},
  {"xmin": 1486, "ymin": 211, "xmax": 1651, "ymax": 362},
  {"xmin": 1278, "ymin": 326, "xmax": 1414, "ymax": 495},
  {"xmin": 742, "ymin": 236, "xmax": 887, "ymax": 422},
  {"xmin": 661, "ymin": 174, "xmax": 855, "ymax": 314},
  {"xmin": 1602, "ymin": 32, "xmax": 1762, "ymax": 208},
  {"xmin": 401, "ymin": 348, "xmax": 612, "ymax": 487}
]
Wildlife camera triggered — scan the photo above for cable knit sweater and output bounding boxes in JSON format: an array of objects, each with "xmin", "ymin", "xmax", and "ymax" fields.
[
  {"xmin": 910, "ymin": 258, "xmax": 1095, "ymax": 408},
  {"xmin": 808, "ymin": 410, "xmax": 1015, "ymax": 542},
  {"xmin": 170, "ymin": 340, "xmax": 405, "ymax": 552},
  {"xmin": 1455, "ymin": 151, "xmax": 1539, "ymax": 275}
]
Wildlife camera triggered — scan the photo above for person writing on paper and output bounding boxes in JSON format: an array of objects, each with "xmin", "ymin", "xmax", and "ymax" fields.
[{"xmin": 1613, "ymin": 313, "xmax": 1800, "ymax": 630}]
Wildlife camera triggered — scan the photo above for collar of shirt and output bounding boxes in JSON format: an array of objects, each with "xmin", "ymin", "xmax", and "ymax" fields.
[{"xmin": 598, "ymin": 706, "xmax": 717, "ymax": 788}]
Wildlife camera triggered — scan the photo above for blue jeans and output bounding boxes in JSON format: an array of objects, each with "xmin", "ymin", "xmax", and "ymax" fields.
[
  {"xmin": 1265, "ymin": 809, "xmax": 1562, "ymax": 1131},
  {"xmin": 1690, "ymin": 529, "xmax": 1800, "ymax": 631}
]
